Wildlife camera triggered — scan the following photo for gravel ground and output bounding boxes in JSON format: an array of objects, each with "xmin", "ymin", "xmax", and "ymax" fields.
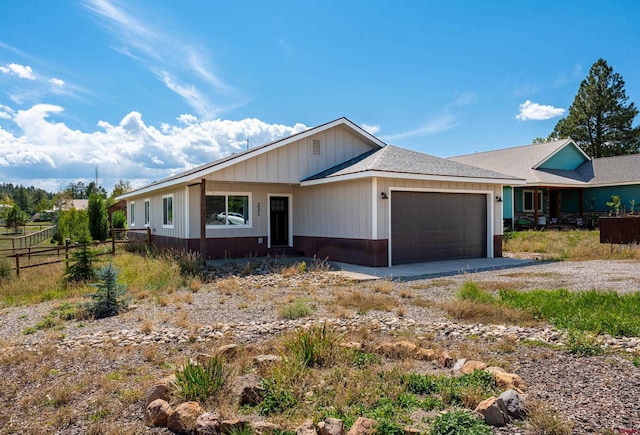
[{"xmin": 1, "ymin": 259, "xmax": 640, "ymax": 434}]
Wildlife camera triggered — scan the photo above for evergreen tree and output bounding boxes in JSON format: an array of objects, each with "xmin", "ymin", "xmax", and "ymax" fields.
[
  {"xmin": 552, "ymin": 58, "xmax": 640, "ymax": 157},
  {"xmin": 88, "ymin": 193, "xmax": 109, "ymax": 241},
  {"xmin": 64, "ymin": 239, "xmax": 97, "ymax": 283},
  {"xmin": 4, "ymin": 205, "xmax": 29, "ymax": 233},
  {"xmin": 84, "ymin": 262, "xmax": 129, "ymax": 319}
]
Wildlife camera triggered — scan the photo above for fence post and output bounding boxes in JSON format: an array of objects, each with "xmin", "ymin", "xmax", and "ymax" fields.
[
  {"xmin": 147, "ymin": 227, "xmax": 152, "ymax": 247},
  {"xmin": 12, "ymin": 238, "xmax": 14, "ymax": 254},
  {"xmin": 111, "ymin": 228, "xmax": 116, "ymax": 255},
  {"xmin": 28, "ymin": 247, "xmax": 31, "ymax": 260},
  {"xmin": 15, "ymin": 254, "xmax": 20, "ymax": 277},
  {"xmin": 65, "ymin": 242, "xmax": 70, "ymax": 269}
]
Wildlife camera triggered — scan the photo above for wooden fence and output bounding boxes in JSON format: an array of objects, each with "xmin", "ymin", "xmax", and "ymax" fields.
[
  {"xmin": 599, "ymin": 216, "xmax": 640, "ymax": 244},
  {"xmin": 7, "ymin": 227, "xmax": 152, "ymax": 276}
]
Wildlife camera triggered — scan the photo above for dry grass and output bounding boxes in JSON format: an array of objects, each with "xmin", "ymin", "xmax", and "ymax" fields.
[
  {"xmin": 328, "ymin": 289, "xmax": 396, "ymax": 314},
  {"xmin": 370, "ymin": 279, "xmax": 393, "ymax": 294},
  {"xmin": 440, "ymin": 299, "xmax": 538, "ymax": 326},
  {"xmin": 526, "ymin": 399, "xmax": 574, "ymax": 435},
  {"xmin": 189, "ymin": 277, "xmax": 202, "ymax": 292},
  {"xmin": 409, "ymin": 279, "xmax": 456, "ymax": 290},
  {"xmin": 217, "ymin": 277, "xmax": 243, "ymax": 295}
]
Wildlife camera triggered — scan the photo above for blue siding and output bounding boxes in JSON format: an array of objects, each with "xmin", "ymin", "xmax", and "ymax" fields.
[
  {"xmin": 538, "ymin": 143, "xmax": 588, "ymax": 170},
  {"xmin": 513, "ymin": 187, "xmax": 545, "ymax": 213},
  {"xmin": 560, "ymin": 189, "xmax": 581, "ymax": 212},
  {"xmin": 503, "ymin": 186, "xmax": 513, "ymax": 218},
  {"xmin": 585, "ymin": 185, "xmax": 640, "ymax": 213}
]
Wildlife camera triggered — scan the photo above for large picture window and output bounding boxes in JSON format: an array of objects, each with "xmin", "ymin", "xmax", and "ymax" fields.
[
  {"xmin": 163, "ymin": 195, "xmax": 173, "ymax": 227},
  {"xmin": 523, "ymin": 190, "xmax": 543, "ymax": 212},
  {"xmin": 206, "ymin": 193, "xmax": 250, "ymax": 227}
]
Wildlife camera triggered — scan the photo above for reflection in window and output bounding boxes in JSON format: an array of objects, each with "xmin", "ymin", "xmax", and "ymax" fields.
[{"xmin": 206, "ymin": 194, "xmax": 249, "ymax": 226}]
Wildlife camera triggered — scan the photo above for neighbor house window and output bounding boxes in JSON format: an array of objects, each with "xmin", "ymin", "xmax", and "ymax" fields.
[
  {"xmin": 129, "ymin": 202, "xmax": 135, "ymax": 226},
  {"xmin": 523, "ymin": 190, "xmax": 543, "ymax": 212},
  {"xmin": 163, "ymin": 195, "xmax": 173, "ymax": 227},
  {"xmin": 205, "ymin": 193, "xmax": 250, "ymax": 227},
  {"xmin": 144, "ymin": 199, "xmax": 150, "ymax": 227}
]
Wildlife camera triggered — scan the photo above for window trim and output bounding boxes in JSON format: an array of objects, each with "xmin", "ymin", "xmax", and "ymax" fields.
[
  {"xmin": 523, "ymin": 190, "xmax": 543, "ymax": 212},
  {"xmin": 129, "ymin": 201, "xmax": 135, "ymax": 226},
  {"xmin": 144, "ymin": 198, "xmax": 150, "ymax": 227},
  {"xmin": 162, "ymin": 194, "xmax": 174, "ymax": 228},
  {"xmin": 205, "ymin": 191, "xmax": 252, "ymax": 229}
]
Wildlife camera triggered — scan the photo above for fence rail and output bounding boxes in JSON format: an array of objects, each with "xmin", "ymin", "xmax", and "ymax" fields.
[
  {"xmin": 7, "ymin": 227, "xmax": 152, "ymax": 276},
  {"xmin": 3, "ymin": 225, "xmax": 57, "ymax": 253}
]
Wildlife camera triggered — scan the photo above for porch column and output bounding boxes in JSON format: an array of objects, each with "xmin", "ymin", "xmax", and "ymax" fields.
[
  {"xmin": 200, "ymin": 179, "xmax": 206, "ymax": 258},
  {"xmin": 533, "ymin": 188, "xmax": 539, "ymax": 228}
]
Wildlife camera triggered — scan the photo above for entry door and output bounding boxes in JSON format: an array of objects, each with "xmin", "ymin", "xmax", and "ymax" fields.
[{"xmin": 270, "ymin": 197, "xmax": 289, "ymax": 246}]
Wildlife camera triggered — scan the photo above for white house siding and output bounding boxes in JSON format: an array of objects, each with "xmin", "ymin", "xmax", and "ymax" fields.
[
  {"xmin": 127, "ymin": 186, "xmax": 188, "ymax": 239},
  {"xmin": 296, "ymin": 179, "xmax": 372, "ymax": 239},
  {"xmin": 376, "ymin": 178, "xmax": 503, "ymax": 239},
  {"xmin": 186, "ymin": 181, "xmax": 295, "ymax": 239},
  {"xmin": 207, "ymin": 125, "xmax": 376, "ymax": 184}
]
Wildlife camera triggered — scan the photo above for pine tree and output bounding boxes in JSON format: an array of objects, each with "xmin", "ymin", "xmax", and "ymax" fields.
[
  {"xmin": 88, "ymin": 193, "xmax": 109, "ymax": 241},
  {"xmin": 85, "ymin": 262, "xmax": 129, "ymax": 319},
  {"xmin": 552, "ymin": 58, "xmax": 640, "ymax": 157},
  {"xmin": 64, "ymin": 239, "xmax": 97, "ymax": 283}
]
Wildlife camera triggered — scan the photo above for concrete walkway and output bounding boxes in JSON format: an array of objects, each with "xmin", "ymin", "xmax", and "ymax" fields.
[{"xmin": 208, "ymin": 256, "xmax": 540, "ymax": 281}]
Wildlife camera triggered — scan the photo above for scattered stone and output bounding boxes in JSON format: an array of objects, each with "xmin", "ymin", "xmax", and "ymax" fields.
[
  {"xmin": 474, "ymin": 396, "xmax": 510, "ymax": 427},
  {"xmin": 232, "ymin": 372, "xmax": 263, "ymax": 406},
  {"xmin": 415, "ymin": 347, "xmax": 436, "ymax": 360},
  {"xmin": 346, "ymin": 417, "xmax": 376, "ymax": 435},
  {"xmin": 318, "ymin": 417, "xmax": 344, "ymax": 435},
  {"xmin": 461, "ymin": 360, "xmax": 487, "ymax": 374},
  {"xmin": 486, "ymin": 368, "xmax": 527, "ymax": 393},
  {"xmin": 438, "ymin": 350, "xmax": 453, "ymax": 368},
  {"xmin": 254, "ymin": 354, "xmax": 282, "ymax": 368},
  {"xmin": 452, "ymin": 358, "xmax": 467, "ymax": 371},
  {"xmin": 217, "ymin": 343, "xmax": 239, "ymax": 357},
  {"xmin": 252, "ymin": 421, "xmax": 279, "ymax": 434},
  {"xmin": 145, "ymin": 399, "xmax": 173, "ymax": 427},
  {"xmin": 296, "ymin": 419, "xmax": 317, "ymax": 435},
  {"xmin": 167, "ymin": 401, "xmax": 203, "ymax": 434},
  {"xmin": 220, "ymin": 418, "xmax": 248, "ymax": 434},
  {"xmin": 194, "ymin": 412, "xmax": 221, "ymax": 435},
  {"xmin": 195, "ymin": 353, "xmax": 215, "ymax": 366},
  {"xmin": 145, "ymin": 375, "xmax": 175, "ymax": 408},
  {"xmin": 339, "ymin": 341, "xmax": 363, "ymax": 350},
  {"xmin": 375, "ymin": 340, "xmax": 418, "ymax": 357},
  {"xmin": 498, "ymin": 389, "xmax": 526, "ymax": 419}
]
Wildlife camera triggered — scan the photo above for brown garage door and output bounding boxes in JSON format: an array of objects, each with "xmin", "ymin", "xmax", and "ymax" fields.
[{"xmin": 391, "ymin": 191, "xmax": 487, "ymax": 264}]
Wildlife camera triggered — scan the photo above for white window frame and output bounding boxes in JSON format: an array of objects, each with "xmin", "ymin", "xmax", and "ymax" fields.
[
  {"xmin": 205, "ymin": 191, "xmax": 252, "ymax": 229},
  {"xmin": 129, "ymin": 201, "xmax": 135, "ymax": 226},
  {"xmin": 144, "ymin": 198, "xmax": 150, "ymax": 227},
  {"xmin": 163, "ymin": 194, "xmax": 174, "ymax": 228},
  {"xmin": 523, "ymin": 190, "xmax": 543, "ymax": 212}
]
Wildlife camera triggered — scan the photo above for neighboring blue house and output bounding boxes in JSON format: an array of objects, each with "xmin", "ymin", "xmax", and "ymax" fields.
[{"xmin": 450, "ymin": 139, "xmax": 640, "ymax": 228}]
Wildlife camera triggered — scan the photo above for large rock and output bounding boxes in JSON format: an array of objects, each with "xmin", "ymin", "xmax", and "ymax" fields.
[
  {"xmin": 318, "ymin": 417, "xmax": 344, "ymax": 435},
  {"xmin": 438, "ymin": 350, "xmax": 453, "ymax": 368},
  {"xmin": 296, "ymin": 419, "xmax": 318, "ymax": 435},
  {"xmin": 145, "ymin": 375, "xmax": 175, "ymax": 408},
  {"xmin": 375, "ymin": 340, "xmax": 418, "ymax": 357},
  {"xmin": 346, "ymin": 417, "xmax": 376, "ymax": 435},
  {"xmin": 217, "ymin": 343, "xmax": 239, "ymax": 357},
  {"xmin": 474, "ymin": 396, "xmax": 510, "ymax": 427},
  {"xmin": 194, "ymin": 412, "xmax": 221, "ymax": 435},
  {"xmin": 498, "ymin": 389, "xmax": 526, "ymax": 419},
  {"xmin": 485, "ymin": 367, "xmax": 526, "ymax": 393},
  {"xmin": 461, "ymin": 360, "xmax": 487, "ymax": 374},
  {"xmin": 252, "ymin": 421, "xmax": 279, "ymax": 434},
  {"xmin": 145, "ymin": 399, "xmax": 173, "ymax": 427},
  {"xmin": 167, "ymin": 401, "xmax": 203, "ymax": 434},
  {"xmin": 232, "ymin": 372, "xmax": 264, "ymax": 406}
]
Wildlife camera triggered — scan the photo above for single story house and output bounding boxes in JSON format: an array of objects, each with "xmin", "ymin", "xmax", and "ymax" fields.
[
  {"xmin": 449, "ymin": 139, "xmax": 640, "ymax": 228},
  {"xmin": 118, "ymin": 117, "xmax": 522, "ymax": 266}
]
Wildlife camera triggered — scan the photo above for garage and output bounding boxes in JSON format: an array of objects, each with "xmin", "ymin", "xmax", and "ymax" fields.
[{"xmin": 391, "ymin": 191, "xmax": 487, "ymax": 264}]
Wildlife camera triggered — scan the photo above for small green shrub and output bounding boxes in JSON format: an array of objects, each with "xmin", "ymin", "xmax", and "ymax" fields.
[
  {"xmin": 0, "ymin": 257, "xmax": 13, "ymax": 280},
  {"xmin": 174, "ymin": 356, "xmax": 226, "ymax": 403},
  {"xmin": 259, "ymin": 377, "xmax": 297, "ymax": 415},
  {"xmin": 111, "ymin": 210, "xmax": 126, "ymax": 229},
  {"xmin": 458, "ymin": 282, "xmax": 496, "ymax": 304},
  {"xmin": 278, "ymin": 298, "xmax": 315, "ymax": 320},
  {"xmin": 566, "ymin": 329, "xmax": 603, "ymax": 356},
  {"xmin": 64, "ymin": 242, "xmax": 97, "ymax": 283},
  {"xmin": 428, "ymin": 409, "xmax": 492, "ymax": 435},
  {"xmin": 285, "ymin": 324, "xmax": 341, "ymax": 367},
  {"xmin": 84, "ymin": 263, "xmax": 129, "ymax": 319},
  {"xmin": 352, "ymin": 351, "xmax": 380, "ymax": 368}
]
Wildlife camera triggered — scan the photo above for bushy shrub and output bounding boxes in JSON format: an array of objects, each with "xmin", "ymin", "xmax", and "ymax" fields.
[
  {"xmin": 84, "ymin": 262, "xmax": 129, "ymax": 319},
  {"xmin": 173, "ymin": 356, "xmax": 226, "ymax": 403},
  {"xmin": 259, "ymin": 377, "xmax": 297, "ymax": 415},
  {"xmin": 429, "ymin": 409, "xmax": 491, "ymax": 435},
  {"xmin": 111, "ymin": 210, "xmax": 126, "ymax": 229},
  {"xmin": 278, "ymin": 298, "xmax": 315, "ymax": 319}
]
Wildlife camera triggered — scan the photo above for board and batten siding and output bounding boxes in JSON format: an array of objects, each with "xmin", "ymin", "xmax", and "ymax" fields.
[
  {"xmin": 376, "ymin": 179, "xmax": 503, "ymax": 240},
  {"xmin": 127, "ymin": 187, "xmax": 188, "ymax": 239},
  {"xmin": 206, "ymin": 125, "xmax": 376, "ymax": 184},
  {"xmin": 296, "ymin": 179, "xmax": 373, "ymax": 239}
]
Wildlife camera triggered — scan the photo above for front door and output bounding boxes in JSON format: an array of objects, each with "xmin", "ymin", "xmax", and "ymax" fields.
[{"xmin": 270, "ymin": 196, "xmax": 289, "ymax": 246}]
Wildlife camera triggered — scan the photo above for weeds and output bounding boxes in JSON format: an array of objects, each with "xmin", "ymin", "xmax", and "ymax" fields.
[
  {"xmin": 173, "ymin": 355, "xmax": 226, "ymax": 403},
  {"xmin": 259, "ymin": 377, "xmax": 298, "ymax": 415},
  {"xmin": 428, "ymin": 409, "xmax": 492, "ymax": 435},
  {"xmin": 526, "ymin": 400, "xmax": 573, "ymax": 435},
  {"xmin": 565, "ymin": 330, "xmax": 603, "ymax": 356},
  {"xmin": 278, "ymin": 298, "xmax": 315, "ymax": 319},
  {"xmin": 285, "ymin": 324, "xmax": 342, "ymax": 368}
]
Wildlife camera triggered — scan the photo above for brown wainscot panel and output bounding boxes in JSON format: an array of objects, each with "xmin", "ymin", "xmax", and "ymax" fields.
[
  {"xmin": 294, "ymin": 236, "xmax": 388, "ymax": 267},
  {"xmin": 149, "ymin": 235, "xmax": 269, "ymax": 260},
  {"xmin": 493, "ymin": 235, "xmax": 503, "ymax": 258}
]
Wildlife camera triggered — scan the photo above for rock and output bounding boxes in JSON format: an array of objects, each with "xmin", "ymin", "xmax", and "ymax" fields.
[
  {"xmin": 474, "ymin": 396, "xmax": 509, "ymax": 427},
  {"xmin": 221, "ymin": 418, "xmax": 248, "ymax": 434},
  {"xmin": 438, "ymin": 350, "xmax": 453, "ymax": 368},
  {"xmin": 195, "ymin": 353, "xmax": 215, "ymax": 366},
  {"xmin": 232, "ymin": 372, "xmax": 264, "ymax": 406},
  {"xmin": 375, "ymin": 340, "xmax": 418, "ymax": 357},
  {"xmin": 194, "ymin": 412, "xmax": 221, "ymax": 435},
  {"xmin": 296, "ymin": 419, "xmax": 317, "ymax": 435},
  {"xmin": 252, "ymin": 421, "xmax": 279, "ymax": 434},
  {"xmin": 254, "ymin": 354, "xmax": 283, "ymax": 368},
  {"xmin": 145, "ymin": 375, "xmax": 175, "ymax": 408},
  {"xmin": 217, "ymin": 343, "xmax": 239, "ymax": 357},
  {"xmin": 167, "ymin": 401, "xmax": 203, "ymax": 434},
  {"xmin": 461, "ymin": 360, "xmax": 487, "ymax": 374},
  {"xmin": 452, "ymin": 358, "xmax": 467, "ymax": 371},
  {"xmin": 346, "ymin": 417, "xmax": 376, "ymax": 435},
  {"xmin": 145, "ymin": 399, "xmax": 173, "ymax": 427},
  {"xmin": 339, "ymin": 341, "xmax": 363, "ymax": 350},
  {"xmin": 415, "ymin": 348, "xmax": 436, "ymax": 360},
  {"xmin": 318, "ymin": 417, "xmax": 344, "ymax": 435},
  {"xmin": 498, "ymin": 389, "xmax": 526, "ymax": 419},
  {"xmin": 495, "ymin": 372, "xmax": 526, "ymax": 393}
]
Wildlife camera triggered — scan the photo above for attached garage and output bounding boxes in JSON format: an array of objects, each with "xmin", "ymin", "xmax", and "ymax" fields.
[{"xmin": 391, "ymin": 191, "xmax": 488, "ymax": 264}]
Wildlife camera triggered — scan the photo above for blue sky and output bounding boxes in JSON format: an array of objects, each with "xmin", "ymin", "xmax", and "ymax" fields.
[{"xmin": 1, "ymin": 0, "xmax": 639, "ymax": 192}]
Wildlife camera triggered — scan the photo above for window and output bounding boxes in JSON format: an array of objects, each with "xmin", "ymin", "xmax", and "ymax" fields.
[
  {"xmin": 523, "ymin": 190, "xmax": 543, "ymax": 212},
  {"xmin": 205, "ymin": 193, "xmax": 250, "ymax": 227},
  {"xmin": 129, "ymin": 202, "xmax": 135, "ymax": 226},
  {"xmin": 163, "ymin": 195, "xmax": 173, "ymax": 227},
  {"xmin": 144, "ymin": 199, "xmax": 150, "ymax": 227}
]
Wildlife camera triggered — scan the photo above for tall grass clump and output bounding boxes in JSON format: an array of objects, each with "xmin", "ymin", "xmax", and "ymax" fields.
[
  {"xmin": 458, "ymin": 282, "xmax": 496, "ymax": 304},
  {"xmin": 173, "ymin": 355, "xmax": 226, "ymax": 403},
  {"xmin": 0, "ymin": 257, "xmax": 13, "ymax": 281},
  {"xmin": 278, "ymin": 298, "xmax": 315, "ymax": 319},
  {"xmin": 113, "ymin": 251, "xmax": 182, "ymax": 296},
  {"xmin": 285, "ymin": 324, "xmax": 342, "ymax": 368}
]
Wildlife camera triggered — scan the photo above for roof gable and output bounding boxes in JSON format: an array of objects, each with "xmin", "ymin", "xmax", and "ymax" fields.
[{"xmin": 534, "ymin": 140, "xmax": 590, "ymax": 170}]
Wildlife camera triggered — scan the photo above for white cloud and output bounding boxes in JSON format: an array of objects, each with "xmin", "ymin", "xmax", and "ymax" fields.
[
  {"xmin": 361, "ymin": 123, "xmax": 380, "ymax": 135},
  {"xmin": 0, "ymin": 102, "xmax": 307, "ymax": 191},
  {"xmin": 49, "ymin": 78, "xmax": 65, "ymax": 88},
  {"xmin": 382, "ymin": 114, "xmax": 458, "ymax": 141},
  {"xmin": 516, "ymin": 100, "xmax": 566, "ymax": 121},
  {"xmin": 0, "ymin": 63, "xmax": 35, "ymax": 80}
]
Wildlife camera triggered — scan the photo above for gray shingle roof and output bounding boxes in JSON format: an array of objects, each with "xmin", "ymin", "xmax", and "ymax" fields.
[
  {"xmin": 304, "ymin": 145, "xmax": 521, "ymax": 182},
  {"xmin": 584, "ymin": 153, "xmax": 640, "ymax": 185}
]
